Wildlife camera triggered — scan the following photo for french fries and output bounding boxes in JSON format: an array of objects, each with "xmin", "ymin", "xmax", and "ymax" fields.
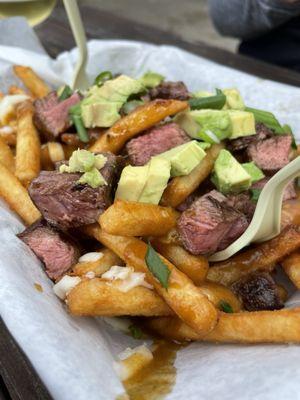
[
  {"xmin": 208, "ymin": 225, "xmax": 300, "ymax": 286},
  {"xmin": 15, "ymin": 100, "xmax": 41, "ymax": 187},
  {"xmin": 41, "ymin": 142, "xmax": 65, "ymax": 170},
  {"xmin": 281, "ymin": 250, "xmax": 300, "ymax": 289},
  {"xmin": 161, "ymin": 143, "xmax": 224, "ymax": 208},
  {"xmin": 67, "ymin": 278, "xmax": 172, "ymax": 317},
  {"xmin": 87, "ymin": 225, "xmax": 218, "ymax": 336},
  {"xmin": 89, "ymin": 99, "xmax": 188, "ymax": 154},
  {"xmin": 99, "ymin": 200, "xmax": 178, "ymax": 237},
  {"xmin": 0, "ymin": 125, "xmax": 17, "ymax": 146},
  {"xmin": 8, "ymin": 85, "xmax": 27, "ymax": 96},
  {"xmin": 72, "ymin": 248, "xmax": 124, "ymax": 276},
  {"xmin": 13, "ymin": 65, "xmax": 50, "ymax": 98},
  {"xmin": 146, "ymin": 307, "xmax": 300, "ymax": 343},
  {"xmin": 67, "ymin": 279, "xmax": 240, "ymax": 317},
  {"xmin": 0, "ymin": 137, "xmax": 15, "ymax": 172},
  {"xmin": 0, "ymin": 163, "xmax": 41, "ymax": 225},
  {"xmin": 151, "ymin": 240, "xmax": 208, "ymax": 285}
]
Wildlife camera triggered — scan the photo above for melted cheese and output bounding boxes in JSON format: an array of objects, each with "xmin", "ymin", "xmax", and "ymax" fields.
[
  {"xmin": 79, "ymin": 252, "xmax": 103, "ymax": 263},
  {"xmin": 53, "ymin": 275, "xmax": 81, "ymax": 300},
  {"xmin": 101, "ymin": 265, "xmax": 153, "ymax": 292}
]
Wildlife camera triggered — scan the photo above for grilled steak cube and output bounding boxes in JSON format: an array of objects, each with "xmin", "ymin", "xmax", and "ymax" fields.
[
  {"xmin": 252, "ymin": 177, "xmax": 296, "ymax": 201},
  {"xmin": 149, "ymin": 81, "xmax": 190, "ymax": 100},
  {"xmin": 228, "ymin": 123, "xmax": 273, "ymax": 152},
  {"xmin": 126, "ymin": 122, "xmax": 189, "ymax": 166},
  {"xmin": 29, "ymin": 153, "xmax": 123, "ymax": 230},
  {"xmin": 247, "ymin": 135, "xmax": 292, "ymax": 172},
  {"xmin": 226, "ymin": 192, "xmax": 256, "ymax": 221},
  {"xmin": 18, "ymin": 219, "xmax": 80, "ymax": 280},
  {"xmin": 177, "ymin": 190, "xmax": 248, "ymax": 255},
  {"xmin": 232, "ymin": 273, "xmax": 283, "ymax": 311},
  {"xmin": 34, "ymin": 91, "xmax": 81, "ymax": 140}
]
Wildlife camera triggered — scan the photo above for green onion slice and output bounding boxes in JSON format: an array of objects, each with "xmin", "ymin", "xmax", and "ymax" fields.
[
  {"xmin": 94, "ymin": 71, "xmax": 113, "ymax": 87},
  {"xmin": 58, "ymin": 85, "xmax": 73, "ymax": 101},
  {"xmin": 189, "ymin": 88, "xmax": 226, "ymax": 110}
]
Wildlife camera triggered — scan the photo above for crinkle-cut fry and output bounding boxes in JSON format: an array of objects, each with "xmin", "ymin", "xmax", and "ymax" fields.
[
  {"xmin": 86, "ymin": 225, "xmax": 218, "ymax": 336},
  {"xmin": 99, "ymin": 200, "xmax": 178, "ymax": 237},
  {"xmin": 146, "ymin": 307, "xmax": 300, "ymax": 343},
  {"xmin": 13, "ymin": 65, "xmax": 50, "ymax": 98},
  {"xmin": 160, "ymin": 143, "xmax": 224, "ymax": 208},
  {"xmin": 0, "ymin": 137, "xmax": 15, "ymax": 172},
  {"xmin": 8, "ymin": 85, "xmax": 28, "ymax": 96},
  {"xmin": 151, "ymin": 240, "xmax": 208, "ymax": 285},
  {"xmin": 67, "ymin": 278, "xmax": 172, "ymax": 317},
  {"xmin": 0, "ymin": 163, "xmax": 41, "ymax": 225},
  {"xmin": 89, "ymin": 99, "xmax": 188, "ymax": 154},
  {"xmin": 72, "ymin": 248, "xmax": 124, "ymax": 276},
  {"xmin": 41, "ymin": 142, "xmax": 65, "ymax": 171},
  {"xmin": 15, "ymin": 100, "xmax": 41, "ymax": 187},
  {"xmin": 67, "ymin": 278, "xmax": 240, "ymax": 317},
  {"xmin": 281, "ymin": 250, "xmax": 300, "ymax": 289},
  {"xmin": 208, "ymin": 225, "xmax": 300, "ymax": 287}
]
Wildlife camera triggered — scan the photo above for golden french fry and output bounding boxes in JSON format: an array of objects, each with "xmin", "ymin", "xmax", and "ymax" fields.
[
  {"xmin": 0, "ymin": 137, "xmax": 15, "ymax": 172},
  {"xmin": 0, "ymin": 127, "xmax": 16, "ymax": 146},
  {"xmin": 99, "ymin": 200, "xmax": 178, "ymax": 237},
  {"xmin": 72, "ymin": 248, "xmax": 124, "ymax": 276},
  {"xmin": 41, "ymin": 142, "xmax": 65, "ymax": 171},
  {"xmin": 0, "ymin": 163, "xmax": 41, "ymax": 224},
  {"xmin": 146, "ymin": 307, "xmax": 300, "ymax": 343},
  {"xmin": 90, "ymin": 99, "xmax": 188, "ymax": 154},
  {"xmin": 208, "ymin": 225, "xmax": 300, "ymax": 286},
  {"xmin": 8, "ymin": 85, "xmax": 28, "ymax": 96},
  {"xmin": 161, "ymin": 143, "xmax": 224, "ymax": 208},
  {"xmin": 15, "ymin": 100, "xmax": 41, "ymax": 187},
  {"xmin": 67, "ymin": 278, "xmax": 240, "ymax": 317},
  {"xmin": 281, "ymin": 250, "xmax": 300, "ymax": 289},
  {"xmin": 86, "ymin": 225, "xmax": 218, "ymax": 336},
  {"xmin": 67, "ymin": 278, "xmax": 172, "ymax": 317},
  {"xmin": 151, "ymin": 240, "xmax": 208, "ymax": 285},
  {"xmin": 13, "ymin": 65, "xmax": 50, "ymax": 98}
]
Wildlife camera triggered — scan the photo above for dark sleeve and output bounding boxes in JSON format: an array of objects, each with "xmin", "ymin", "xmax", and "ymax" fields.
[{"xmin": 209, "ymin": 0, "xmax": 300, "ymax": 40}]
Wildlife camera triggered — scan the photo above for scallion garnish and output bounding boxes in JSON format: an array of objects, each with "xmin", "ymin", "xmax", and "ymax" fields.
[
  {"xmin": 69, "ymin": 104, "xmax": 89, "ymax": 143},
  {"xmin": 145, "ymin": 243, "xmax": 170, "ymax": 289},
  {"xmin": 245, "ymin": 106, "xmax": 283, "ymax": 134},
  {"xmin": 250, "ymin": 188, "xmax": 262, "ymax": 202},
  {"xmin": 94, "ymin": 71, "xmax": 113, "ymax": 87},
  {"xmin": 189, "ymin": 88, "xmax": 226, "ymax": 110},
  {"xmin": 129, "ymin": 324, "xmax": 143, "ymax": 340},
  {"xmin": 219, "ymin": 300, "xmax": 233, "ymax": 313},
  {"xmin": 58, "ymin": 85, "xmax": 73, "ymax": 101}
]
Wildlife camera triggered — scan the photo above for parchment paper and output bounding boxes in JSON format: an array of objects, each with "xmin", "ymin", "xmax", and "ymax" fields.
[{"xmin": 1, "ymin": 18, "xmax": 300, "ymax": 400}]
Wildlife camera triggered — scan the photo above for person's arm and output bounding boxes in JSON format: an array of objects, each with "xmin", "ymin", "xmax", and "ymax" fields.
[{"xmin": 209, "ymin": 0, "xmax": 300, "ymax": 40}]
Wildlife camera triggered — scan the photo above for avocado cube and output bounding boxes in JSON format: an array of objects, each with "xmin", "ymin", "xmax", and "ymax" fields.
[
  {"xmin": 242, "ymin": 162, "xmax": 265, "ymax": 183},
  {"xmin": 139, "ymin": 158, "xmax": 171, "ymax": 205},
  {"xmin": 156, "ymin": 141, "xmax": 206, "ymax": 176},
  {"xmin": 223, "ymin": 88, "xmax": 245, "ymax": 110},
  {"xmin": 115, "ymin": 164, "xmax": 149, "ymax": 202},
  {"xmin": 212, "ymin": 149, "xmax": 252, "ymax": 194},
  {"xmin": 81, "ymin": 102, "xmax": 121, "ymax": 128},
  {"xmin": 190, "ymin": 109, "xmax": 232, "ymax": 143},
  {"xmin": 174, "ymin": 111, "xmax": 200, "ymax": 139},
  {"xmin": 228, "ymin": 110, "xmax": 256, "ymax": 139}
]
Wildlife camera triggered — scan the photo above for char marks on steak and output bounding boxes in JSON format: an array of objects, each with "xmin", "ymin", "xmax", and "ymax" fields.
[
  {"xmin": 247, "ymin": 134, "xmax": 292, "ymax": 172},
  {"xmin": 149, "ymin": 81, "xmax": 190, "ymax": 101},
  {"xmin": 18, "ymin": 219, "xmax": 80, "ymax": 280},
  {"xmin": 34, "ymin": 91, "xmax": 81, "ymax": 140},
  {"xmin": 228, "ymin": 123, "xmax": 273, "ymax": 152},
  {"xmin": 177, "ymin": 190, "xmax": 249, "ymax": 255},
  {"xmin": 232, "ymin": 273, "xmax": 283, "ymax": 311},
  {"xmin": 126, "ymin": 122, "xmax": 189, "ymax": 166},
  {"xmin": 29, "ymin": 153, "xmax": 123, "ymax": 230}
]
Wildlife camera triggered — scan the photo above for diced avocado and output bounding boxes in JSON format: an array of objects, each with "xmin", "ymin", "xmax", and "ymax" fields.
[
  {"xmin": 242, "ymin": 162, "xmax": 265, "ymax": 183},
  {"xmin": 156, "ymin": 141, "xmax": 206, "ymax": 176},
  {"xmin": 78, "ymin": 168, "xmax": 107, "ymax": 188},
  {"xmin": 174, "ymin": 111, "xmax": 200, "ymax": 139},
  {"xmin": 139, "ymin": 71, "xmax": 164, "ymax": 88},
  {"xmin": 139, "ymin": 158, "xmax": 171, "ymax": 205},
  {"xmin": 212, "ymin": 149, "xmax": 252, "ymax": 194},
  {"xmin": 190, "ymin": 109, "xmax": 232, "ymax": 143},
  {"xmin": 223, "ymin": 88, "xmax": 245, "ymax": 110},
  {"xmin": 60, "ymin": 149, "xmax": 106, "ymax": 173},
  {"xmin": 193, "ymin": 90, "xmax": 213, "ymax": 98},
  {"xmin": 81, "ymin": 101, "xmax": 120, "ymax": 128},
  {"xmin": 95, "ymin": 75, "xmax": 144, "ymax": 100},
  {"xmin": 228, "ymin": 110, "xmax": 256, "ymax": 139},
  {"xmin": 115, "ymin": 165, "xmax": 149, "ymax": 202},
  {"xmin": 197, "ymin": 142, "xmax": 211, "ymax": 150}
]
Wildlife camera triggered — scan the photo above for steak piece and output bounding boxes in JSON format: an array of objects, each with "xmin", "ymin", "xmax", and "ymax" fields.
[
  {"xmin": 247, "ymin": 134, "xmax": 292, "ymax": 172},
  {"xmin": 232, "ymin": 273, "xmax": 283, "ymax": 311},
  {"xmin": 34, "ymin": 91, "xmax": 81, "ymax": 140},
  {"xmin": 18, "ymin": 219, "xmax": 80, "ymax": 280},
  {"xmin": 252, "ymin": 177, "xmax": 296, "ymax": 201},
  {"xmin": 228, "ymin": 123, "xmax": 273, "ymax": 152},
  {"xmin": 149, "ymin": 81, "xmax": 190, "ymax": 100},
  {"xmin": 226, "ymin": 192, "xmax": 256, "ymax": 221},
  {"xmin": 177, "ymin": 190, "xmax": 249, "ymax": 255},
  {"xmin": 61, "ymin": 128, "xmax": 104, "ymax": 147},
  {"xmin": 29, "ymin": 153, "xmax": 123, "ymax": 230},
  {"xmin": 126, "ymin": 122, "xmax": 189, "ymax": 166}
]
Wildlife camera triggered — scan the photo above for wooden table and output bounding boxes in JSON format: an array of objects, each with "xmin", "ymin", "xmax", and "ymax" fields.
[{"xmin": 1, "ymin": 2, "xmax": 300, "ymax": 400}]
